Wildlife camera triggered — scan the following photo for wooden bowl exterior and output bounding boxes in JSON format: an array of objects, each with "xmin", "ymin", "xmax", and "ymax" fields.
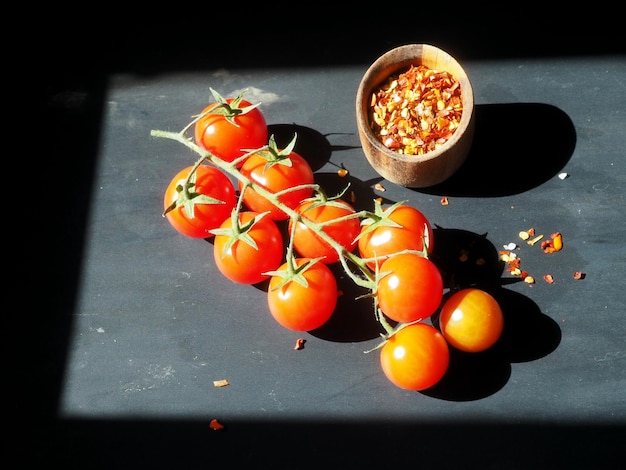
[{"xmin": 356, "ymin": 44, "xmax": 475, "ymax": 188}]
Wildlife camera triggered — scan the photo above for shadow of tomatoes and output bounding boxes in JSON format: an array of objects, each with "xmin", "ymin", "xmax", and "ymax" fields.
[
  {"xmin": 422, "ymin": 226, "xmax": 562, "ymax": 400},
  {"xmin": 312, "ymin": 225, "xmax": 562, "ymax": 401}
]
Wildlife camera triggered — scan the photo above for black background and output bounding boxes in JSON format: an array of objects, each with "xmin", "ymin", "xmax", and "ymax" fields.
[{"xmin": 27, "ymin": 6, "xmax": 626, "ymax": 468}]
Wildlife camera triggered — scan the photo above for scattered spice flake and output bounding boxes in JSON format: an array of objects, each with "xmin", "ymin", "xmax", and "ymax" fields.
[
  {"xmin": 527, "ymin": 228, "xmax": 535, "ymax": 236},
  {"xmin": 527, "ymin": 234, "xmax": 544, "ymax": 246},
  {"xmin": 543, "ymin": 274, "xmax": 555, "ymax": 284},
  {"xmin": 213, "ymin": 379, "xmax": 229, "ymax": 387},
  {"xmin": 499, "ymin": 251, "xmax": 517, "ymax": 262},
  {"xmin": 209, "ymin": 419, "xmax": 225, "ymax": 431},
  {"xmin": 558, "ymin": 172, "xmax": 569, "ymax": 180},
  {"xmin": 573, "ymin": 271, "xmax": 586, "ymax": 280},
  {"xmin": 294, "ymin": 338, "xmax": 306, "ymax": 350},
  {"xmin": 440, "ymin": 196, "xmax": 449, "ymax": 205},
  {"xmin": 542, "ymin": 232, "xmax": 563, "ymax": 253},
  {"xmin": 518, "ymin": 231, "xmax": 530, "ymax": 240},
  {"xmin": 337, "ymin": 168, "xmax": 349, "ymax": 177},
  {"xmin": 507, "ymin": 258, "xmax": 521, "ymax": 270},
  {"xmin": 524, "ymin": 275, "xmax": 535, "ymax": 284},
  {"xmin": 374, "ymin": 182, "xmax": 386, "ymax": 191}
]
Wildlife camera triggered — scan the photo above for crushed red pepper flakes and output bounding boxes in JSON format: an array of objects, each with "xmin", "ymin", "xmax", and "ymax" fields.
[
  {"xmin": 213, "ymin": 379, "xmax": 229, "ymax": 387},
  {"xmin": 573, "ymin": 271, "xmax": 586, "ymax": 280},
  {"xmin": 209, "ymin": 419, "xmax": 225, "ymax": 431},
  {"xmin": 370, "ymin": 64, "xmax": 463, "ymax": 155},
  {"xmin": 542, "ymin": 232, "xmax": 563, "ymax": 253},
  {"xmin": 294, "ymin": 338, "xmax": 306, "ymax": 350},
  {"xmin": 543, "ymin": 274, "xmax": 555, "ymax": 284}
]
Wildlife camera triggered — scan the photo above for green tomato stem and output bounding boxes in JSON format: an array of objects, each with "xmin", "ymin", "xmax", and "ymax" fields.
[{"xmin": 151, "ymin": 124, "xmax": 382, "ymax": 316}]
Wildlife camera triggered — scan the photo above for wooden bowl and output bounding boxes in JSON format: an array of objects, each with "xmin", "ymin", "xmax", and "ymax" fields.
[{"xmin": 356, "ymin": 44, "xmax": 475, "ymax": 188}]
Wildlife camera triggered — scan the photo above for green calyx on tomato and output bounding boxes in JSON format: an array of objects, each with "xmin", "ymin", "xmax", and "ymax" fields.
[
  {"xmin": 289, "ymin": 187, "xmax": 362, "ymax": 264},
  {"xmin": 239, "ymin": 134, "xmax": 315, "ymax": 220},
  {"xmin": 163, "ymin": 166, "xmax": 230, "ymax": 219},
  {"xmin": 202, "ymin": 87, "xmax": 263, "ymax": 125},
  {"xmin": 266, "ymin": 257, "xmax": 338, "ymax": 331},
  {"xmin": 357, "ymin": 199, "xmax": 433, "ymax": 271},
  {"xmin": 163, "ymin": 164, "xmax": 237, "ymax": 239},
  {"xmin": 211, "ymin": 210, "xmax": 273, "ymax": 256},
  {"xmin": 194, "ymin": 88, "xmax": 268, "ymax": 165},
  {"xmin": 211, "ymin": 210, "xmax": 284, "ymax": 285}
]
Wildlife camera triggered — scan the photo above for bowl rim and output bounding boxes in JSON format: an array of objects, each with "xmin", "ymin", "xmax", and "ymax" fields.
[{"xmin": 356, "ymin": 43, "xmax": 474, "ymax": 164}]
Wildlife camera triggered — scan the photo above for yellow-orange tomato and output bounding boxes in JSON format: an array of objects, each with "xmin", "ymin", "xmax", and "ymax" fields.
[
  {"xmin": 380, "ymin": 323, "xmax": 449, "ymax": 391},
  {"xmin": 438, "ymin": 288, "xmax": 504, "ymax": 352}
]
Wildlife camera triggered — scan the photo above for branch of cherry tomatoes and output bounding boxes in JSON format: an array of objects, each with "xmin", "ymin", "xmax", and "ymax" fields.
[{"xmin": 151, "ymin": 88, "xmax": 505, "ymax": 391}]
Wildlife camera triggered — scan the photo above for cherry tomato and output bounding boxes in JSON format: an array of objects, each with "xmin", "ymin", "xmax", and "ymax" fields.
[
  {"xmin": 239, "ymin": 148, "xmax": 314, "ymax": 220},
  {"xmin": 377, "ymin": 253, "xmax": 443, "ymax": 323},
  {"xmin": 267, "ymin": 258, "xmax": 338, "ymax": 331},
  {"xmin": 380, "ymin": 322, "xmax": 450, "ymax": 391},
  {"xmin": 163, "ymin": 164, "xmax": 237, "ymax": 238},
  {"xmin": 212, "ymin": 211, "xmax": 284, "ymax": 285},
  {"xmin": 194, "ymin": 91, "xmax": 268, "ymax": 165},
  {"xmin": 438, "ymin": 288, "xmax": 504, "ymax": 352},
  {"xmin": 289, "ymin": 199, "xmax": 361, "ymax": 264},
  {"xmin": 358, "ymin": 203, "xmax": 434, "ymax": 271}
]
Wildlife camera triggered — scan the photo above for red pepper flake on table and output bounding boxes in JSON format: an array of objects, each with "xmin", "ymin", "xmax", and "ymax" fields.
[{"xmin": 209, "ymin": 418, "xmax": 225, "ymax": 431}]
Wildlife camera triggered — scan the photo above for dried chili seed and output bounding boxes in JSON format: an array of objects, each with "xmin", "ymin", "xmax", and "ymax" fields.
[
  {"xmin": 544, "ymin": 274, "xmax": 555, "ymax": 284},
  {"xmin": 370, "ymin": 64, "xmax": 463, "ymax": 155},
  {"xmin": 294, "ymin": 338, "xmax": 306, "ymax": 350},
  {"xmin": 337, "ymin": 168, "xmax": 349, "ymax": 177},
  {"xmin": 573, "ymin": 271, "xmax": 586, "ymax": 280},
  {"xmin": 374, "ymin": 183, "xmax": 386, "ymax": 191},
  {"xmin": 213, "ymin": 379, "xmax": 229, "ymax": 387},
  {"xmin": 440, "ymin": 196, "xmax": 449, "ymax": 205},
  {"xmin": 524, "ymin": 276, "xmax": 535, "ymax": 284}
]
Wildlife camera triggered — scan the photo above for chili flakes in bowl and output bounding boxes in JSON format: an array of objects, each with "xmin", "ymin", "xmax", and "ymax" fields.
[{"xmin": 371, "ymin": 64, "xmax": 463, "ymax": 156}]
